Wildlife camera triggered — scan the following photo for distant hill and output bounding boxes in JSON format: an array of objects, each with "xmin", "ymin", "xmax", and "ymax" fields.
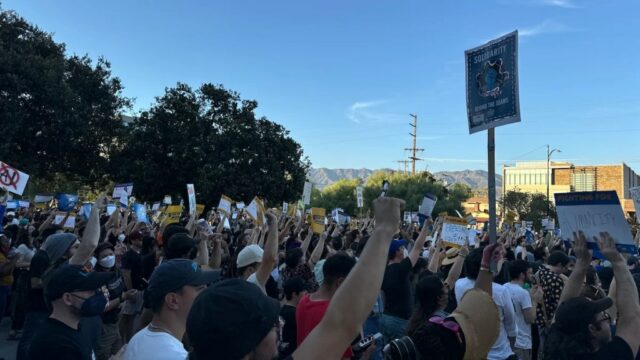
[{"xmin": 308, "ymin": 168, "xmax": 502, "ymax": 191}]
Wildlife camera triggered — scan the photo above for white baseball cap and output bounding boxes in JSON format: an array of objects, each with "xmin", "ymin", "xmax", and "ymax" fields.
[{"xmin": 236, "ymin": 245, "xmax": 264, "ymax": 268}]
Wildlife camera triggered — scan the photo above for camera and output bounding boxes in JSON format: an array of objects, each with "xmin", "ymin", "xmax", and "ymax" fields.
[{"xmin": 383, "ymin": 336, "xmax": 420, "ymax": 360}]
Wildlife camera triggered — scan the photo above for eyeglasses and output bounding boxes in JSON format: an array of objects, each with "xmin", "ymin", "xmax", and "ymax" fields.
[{"xmin": 429, "ymin": 316, "xmax": 463, "ymax": 344}]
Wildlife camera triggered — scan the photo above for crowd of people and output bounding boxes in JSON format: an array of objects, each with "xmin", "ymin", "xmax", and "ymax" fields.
[{"xmin": 0, "ymin": 194, "xmax": 639, "ymax": 360}]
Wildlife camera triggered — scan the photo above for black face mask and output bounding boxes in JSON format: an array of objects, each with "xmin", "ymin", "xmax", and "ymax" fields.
[{"xmin": 73, "ymin": 291, "xmax": 108, "ymax": 317}]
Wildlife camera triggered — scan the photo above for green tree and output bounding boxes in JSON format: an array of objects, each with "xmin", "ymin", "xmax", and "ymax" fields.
[
  {"xmin": 0, "ymin": 9, "xmax": 130, "ymax": 194},
  {"xmin": 112, "ymin": 83, "xmax": 310, "ymax": 205},
  {"xmin": 501, "ymin": 190, "xmax": 530, "ymax": 220},
  {"xmin": 501, "ymin": 189, "xmax": 557, "ymax": 230}
]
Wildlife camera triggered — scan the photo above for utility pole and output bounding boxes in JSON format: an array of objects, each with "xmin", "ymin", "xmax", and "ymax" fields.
[
  {"xmin": 396, "ymin": 160, "xmax": 410, "ymax": 175},
  {"xmin": 405, "ymin": 114, "xmax": 424, "ymax": 175}
]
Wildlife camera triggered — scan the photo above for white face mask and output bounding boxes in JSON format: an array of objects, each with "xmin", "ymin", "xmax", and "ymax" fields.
[
  {"xmin": 89, "ymin": 257, "xmax": 97, "ymax": 268},
  {"xmin": 117, "ymin": 234, "xmax": 126, "ymax": 242},
  {"xmin": 99, "ymin": 255, "xmax": 116, "ymax": 269}
]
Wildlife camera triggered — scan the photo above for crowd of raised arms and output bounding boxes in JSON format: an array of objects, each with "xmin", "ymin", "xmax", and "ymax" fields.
[{"xmin": 1, "ymin": 194, "xmax": 640, "ymax": 360}]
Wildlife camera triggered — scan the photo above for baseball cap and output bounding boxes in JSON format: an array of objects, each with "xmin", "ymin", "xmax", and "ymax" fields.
[
  {"xmin": 146, "ymin": 259, "xmax": 220, "ymax": 304},
  {"xmin": 388, "ymin": 239, "xmax": 408, "ymax": 257},
  {"xmin": 187, "ymin": 278, "xmax": 281, "ymax": 360},
  {"xmin": 450, "ymin": 289, "xmax": 500, "ymax": 359},
  {"xmin": 236, "ymin": 244, "xmax": 264, "ymax": 268},
  {"xmin": 6, "ymin": 212, "xmax": 15, "ymax": 217},
  {"xmin": 554, "ymin": 296, "xmax": 613, "ymax": 334},
  {"xmin": 46, "ymin": 264, "xmax": 114, "ymax": 302}
]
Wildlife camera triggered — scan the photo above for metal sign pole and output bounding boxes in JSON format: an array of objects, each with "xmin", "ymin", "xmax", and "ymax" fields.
[{"xmin": 488, "ymin": 128, "xmax": 497, "ymax": 244}]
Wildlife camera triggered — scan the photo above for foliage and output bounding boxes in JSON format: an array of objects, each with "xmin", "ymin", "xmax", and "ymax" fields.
[
  {"xmin": 111, "ymin": 83, "xmax": 310, "ymax": 205},
  {"xmin": 0, "ymin": 9, "xmax": 130, "ymax": 195},
  {"xmin": 501, "ymin": 189, "xmax": 557, "ymax": 231},
  {"xmin": 310, "ymin": 171, "xmax": 473, "ymax": 217}
]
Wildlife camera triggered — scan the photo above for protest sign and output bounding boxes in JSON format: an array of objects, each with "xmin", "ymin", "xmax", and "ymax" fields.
[
  {"xmin": 81, "ymin": 203, "xmax": 93, "ymax": 220},
  {"xmin": 236, "ymin": 201, "xmax": 245, "ymax": 210},
  {"xmin": 0, "ymin": 161, "xmax": 29, "ymax": 195},
  {"xmin": 465, "ymin": 31, "xmax": 520, "ymax": 134},
  {"xmin": 18, "ymin": 200, "xmax": 29, "ymax": 209},
  {"xmin": 246, "ymin": 197, "xmax": 266, "ymax": 226},
  {"xmin": 418, "ymin": 194, "xmax": 437, "ymax": 217},
  {"xmin": 163, "ymin": 195, "xmax": 172, "ymax": 205},
  {"xmin": 218, "ymin": 195, "xmax": 232, "ymax": 215},
  {"xmin": 0, "ymin": 205, "xmax": 4, "ymax": 232},
  {"xmin": 287, "ymin": 203, "xmax": 296, "ymax": 217},
  {"xmin": 58, "ymin": 194, "xmax": 78, "ymax": 212},
  {"xmin": 282, "ymin": 202, "xmax": 288, "ymax": 214},
  {"xmin": 53, "ymin": 213, "xmax": 67, "ymax": 225},
  {"xmin": 356, "ymin": 186, "xmax": 364, "ymax": 208},
  {"xmin": 163, "ymin": 205, "xmax": 183, "ymax": 225},
  {"xmin": 465, "ymin": 215, "xmax": 477, "ymax": 225},
  {"xmin": 112, "ymin": 183, "xmax": 133, "ymax": 198},
  {"xmin": 525, "ymin": 229, "xmax": 534, "ymax": 244},
  {"xmin": 196, "ymin": 204, "xmax": 205, "ymax": 217},
  {"xmin": 63, "ymin": 215, "xmax": 76, "ymax": 229},
  {"xmin": 441, "ymin": 216, "xmax": 469, "ymax": 248},
  {"xmin": 133, "ymin": 203, "xmax": 148, "ymax": 224},
  {"xmin": 468, "ymin": 229, "xmax": 478, "ymax": 246},
  {"xmin": 310, "ymin": 208, "xmax": 326, "ymax": 234},
  {"xmin": 152, "ymin": 202, "xmax": 161, "ymax": 212},
  {"xmin": 303, "ymin": 182, "xmax": 312, "ymax": 205},
  {"xmin": 555, "ymin": 191, "xmax": 636, "ymax": 254},
  {"xmin": 630, "ymin": 186, "xmax": 640, "ymax": 222},
  {"xmin": 187, "ymin": 184, "xmax": 196, "ymax": 217},
  {"xmin": 34, "ymin": 194, "xmax": 53, "ymax": 204},
  {"xmin": 106, "ymin": 204, "xmax": 117, "ymax": 216}
]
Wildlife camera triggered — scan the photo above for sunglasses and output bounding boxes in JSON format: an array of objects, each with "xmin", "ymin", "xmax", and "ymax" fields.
[{"xmin": 429, "ymin": 316, "xmax": 463, "ymax": 344}]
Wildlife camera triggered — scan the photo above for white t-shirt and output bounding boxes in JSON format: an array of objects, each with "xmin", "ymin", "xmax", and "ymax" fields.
[
  {"xmin": 504, "ymin": 283, "xmax": 533, "ymax": 349},
  {"xmin": 123, "ymin": 326, "xmax": 187, "ymax": 360},
  {"xmin": 16, "ymin": 244, "xmax": 35, "ymax": 263},
  {"xmin": 455, "ymin": 278, "xmax": 517, "ymax": 360}
]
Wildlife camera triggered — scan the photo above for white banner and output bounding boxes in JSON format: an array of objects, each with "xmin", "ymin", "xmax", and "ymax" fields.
[
  {"xmin": 187, "ymin": 184, "xmax": 196, "ymax": 217},
  {"xmin": 303, "ymin": 182, "xmax": 312, "ymax": 205},
  {"xmin": 0, "ymin": 161, "xmax": 29, "ymax": 195}
]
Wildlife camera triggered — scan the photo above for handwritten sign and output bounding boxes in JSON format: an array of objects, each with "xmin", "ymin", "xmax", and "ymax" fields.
[
  {"xmin": 555, "ymin": 191, "xmax": 636, "ymax": 254},
  {"xmin": 441, "ymin": 216, "xmax": 469, "ymax": 247},
  {"xmin": 162, "ymin": 205, "xmax": 183, "ymax": 225},
  {"xmin": 218, "ymin": 195, "xmax": 232, "ymax": 215},
  {"xmin": 112, "ymin": 183, "xmax": 133, "ymax": 199},
  {"xmin": 630, "ymin": 186, "xmax": 640, "ymax": 222},
  {"xmin": 468, "ymin": 229, "xmax": 478, "ymax": 246},
  {"xmin": 418, "ymin": 194, "xmax": 437, "ymax": 217},
  {"xmin": 186, "ymin": 184, "xmax": 196, "ymax": 217},
  {"xmin": 0, "ymin": 161, "xmax": 29, "ymax": 195}
]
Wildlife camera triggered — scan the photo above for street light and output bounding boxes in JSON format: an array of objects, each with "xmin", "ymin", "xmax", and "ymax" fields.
[{"xmin": 547, "ymin": 145, "xmax": 561, "ymax": 214}]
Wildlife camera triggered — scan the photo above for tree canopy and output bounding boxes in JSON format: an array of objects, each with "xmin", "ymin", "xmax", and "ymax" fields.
[{"xmin": 501, "ymin": 189, "xmax": 557, "ymax": 231}]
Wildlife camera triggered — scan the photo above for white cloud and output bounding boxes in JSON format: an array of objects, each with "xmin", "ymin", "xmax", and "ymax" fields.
[
  {"xmin": 538, "ymin": 0, "xmax": 578, "ymax": 8},
  {"xmin": 347, "ymin": 100, "xmax": 399, "ymax": 124},
  {"xmin": 519, "ymin": 20, "xmax": 573, "ymax": 37}
]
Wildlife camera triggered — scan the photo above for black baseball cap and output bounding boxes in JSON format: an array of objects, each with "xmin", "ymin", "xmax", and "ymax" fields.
[
  {"xmin": 554, "ymin": 296, "xmax": 613, "ymax": 334},
  {"xmin": 47, "ymin": 264, "xmax": 114, "ymax": 302},
  {"xmin": 187, "ymin": 279, "xmax": 281, "ymax": 360},
  {"xmin": 146, "ymin": 259, "xmax": 220, "ymax": 304}
]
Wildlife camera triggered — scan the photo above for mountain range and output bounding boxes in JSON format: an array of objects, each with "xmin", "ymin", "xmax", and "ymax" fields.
[{"xmin": 308, "ymin": 168, "xmax": 502, "ymax": 191}]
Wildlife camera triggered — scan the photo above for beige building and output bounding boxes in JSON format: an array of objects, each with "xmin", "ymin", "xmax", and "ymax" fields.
[{"xmin": 502, "ymin": 161, "xmax": 640, "ymax": 216}]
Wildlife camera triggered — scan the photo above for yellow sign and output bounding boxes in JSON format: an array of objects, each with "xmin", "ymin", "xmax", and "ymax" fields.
[
  {"xmin": 310, "ymin": 208, "xmax": 326, "ymax": 234},
  {"xmin": 162, "ymin": 205, "xmax": 183, "ymax": 225},
  {"xmin": 196, "ymin": 204, "xmax": 205, "ymax": 217}
]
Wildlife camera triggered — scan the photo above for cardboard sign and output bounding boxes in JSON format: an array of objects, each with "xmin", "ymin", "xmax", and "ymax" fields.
[
  {"xmin": 356, "ymin": 186, "xmax": 364, "ymax": 208},
  {"xmin": 303, "ymin": 182, "xmax": 312, "ymax": 205},
  {"xmin": 310, "ymin": 208, "xmax": 326, "ymax": 234},
  {"xmin": 441, "ymin": 216, "xmax": 469, "ymax": 247},
  {"xmin": 0, "ymin": 161, "xmax": 29, "ymax": 195},
  {"xmin": 81, "ymin": 203, "xmax": 93, "ymax": 220},
  {"xmin": 106, "ymin": 204, "xmax": 117, "ymax": 216},
  {"xmin": 186, "ymin": 184, "xmax": 196, "ymax": 217},
  {"xmin": 58, "ymin": 194, "xmax": 78, "ymax": 212},
  {"xmin": 246, "ymin": 197, "xmax": 266, "ymax": 226},
  {"xmin": 465, "ymin": 31, "xmax": 520, "ymax": 134},
  {"xmin": 196, "ymin": 204, "xmax": 205, "ymax": 217},
  {"xmin": 418, "ymin": 194, "xmax": 437, "ymax": 217},
  {"xmin": 112, "ymin": 183, "xmax": 134, "ymax": 198},
  {"xmin": 236, "ymin": 201, "xmax": 245, "ymax": 210},
  {"xmin": 555, "ymin": 191, "xmax": 636, "ymax": 254},
  {"xmin": 218, "ymin": 195, "xmax": 233, "ymax": 215},
  {"xmin": 34, "ymin": 194, "xmax": 53, "ymax": 203},
  {"xmin": 163, "ymin": 205, "xmax": 183, "ymax": 225},
  {"xmin": 630, "ymin": 186, "xmax": 640, "ymax": 222}
]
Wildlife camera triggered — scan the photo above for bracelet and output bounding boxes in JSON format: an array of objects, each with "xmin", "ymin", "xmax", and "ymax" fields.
[{"xmin": 480, "ymin": 267, "xmax": 491, "ymax": 272}]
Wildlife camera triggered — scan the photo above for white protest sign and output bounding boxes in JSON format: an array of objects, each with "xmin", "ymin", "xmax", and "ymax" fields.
[
  {"xmin": 34, "ymin": 194, "xmax": 53, "ymax": 203},
  {"xmin": 106, "ymin": 204, "xmax": 117, "ymax": 216},
  {"xmin": 630, "ymin": 186, "xmax": 640, "ymax": 222},
  {"xmin": 0, "ymin": 161, "xmax": 29, "ymax": 195},
  {"xmin": 555, "ymin": 191, "xmax": 636, "ymax": 254},
  {"xmin": 236, "ymin": 201, "xmax": 245, "ymax": 210},
  {"xmin": 53, "ymin": 213, "xmax": 67, "ymax": 225},
  {"xmin": 187, "ymin": 184, "xmax": 196, "ymax": 217},
  {"xmin": 63, "ymin": 215, "xmax": 76, "ymax": 229},
  {"xmin": 151, "ymin": 202, "xmax": 161, "ymax": 212},
  {"xmin": 303, "ymin": 182, "xmax": 312, "ymax": 205},
  {"xmin": 163, "ymin": 195, "xmax": 172, "ymax": 205},
  {"xmin": 245, "ymin": 198, "xmax": 265, "ymax": 226},
  {"xmin": 18, "ymin": 200, "xmax": 30, "ymax": 208},
  {"xmin": 468, "ymin": 229, "xmax": 478, "ymax": 246},
  {"xmin": 418, "ymin": 194, "xmax": 437, "ymax": 217},
  {"xmin": 356, "ymin": 186, "xmax": 364, "ymax": 208},
  {"xmin": 441, "ymin": 216, "xmax": 469, "ymax": 247},
  {"xmin": 112, "ymin": 183, "xmax": 133, "ymax": 198},
  {"xmin": 218, "ymin": 195, "xmax": 232, "ymax": 215},
  {"xmin": 282, "ymin": 202, "xmax": 289, "ymax": 213}
]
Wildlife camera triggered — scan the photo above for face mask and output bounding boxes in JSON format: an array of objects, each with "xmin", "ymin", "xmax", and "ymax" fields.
[
  {"xmin": 99, "ymin": 255, "xmax": 116, "ymax": 269},
  {"xmin": 117, "ymin": 234, "xmax": 126, "ymax": 242},
  {"xmin": 77, "ymin": 292, "xmax": 108, "ymax": 317},
  {"xmin": 89, "ymin": 257, "xmax": 97, "ymax": 268}
]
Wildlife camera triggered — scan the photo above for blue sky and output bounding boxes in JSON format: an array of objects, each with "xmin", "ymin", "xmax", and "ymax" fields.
[{"xmin": 5, "ymin": 0, "xmax": 640, "ymax": 173}]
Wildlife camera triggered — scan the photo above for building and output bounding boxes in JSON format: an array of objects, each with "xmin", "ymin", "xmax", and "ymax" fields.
[{"xmin": 502, "ymin": 161, "xmax": 640, "ymax": 217}]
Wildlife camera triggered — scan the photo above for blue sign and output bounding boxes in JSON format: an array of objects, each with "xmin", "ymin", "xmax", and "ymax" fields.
[
  {"xmin": 525, "ymin": 229, "xmax": 534, "ymax": 244},
  {"xmin": 81, "ymin": 203, "xmax": 93, "ymax": 220},
  {"xmin": 133, "ymin": 203, "xmax": 148, "ymax": 224},
  {"xmin": 57, "ymin": 194, "xmax": 78, "ymax": 212},
  {"xmin": 465, "ymin": 31, "xmax": 520, "ymax": 134}
]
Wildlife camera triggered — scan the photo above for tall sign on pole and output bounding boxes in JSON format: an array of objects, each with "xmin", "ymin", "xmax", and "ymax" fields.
[{"xmin": 465, "ymin": 30, "xmax": 520, "ymax": 243}]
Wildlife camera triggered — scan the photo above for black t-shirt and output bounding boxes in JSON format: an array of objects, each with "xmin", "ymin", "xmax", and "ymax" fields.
[
  {"xmin": 26, "ymin": 250, "xmax": 50, "ymax": 312},
  {"xmin": 280, "ymin": 304, "xmax": 297, "ymax": 359},
  {"xmin": 101, "ymin": 269, "xmax": 126, "ymax": 324},
  {"xmin": 582, "ymin": 336, "xmax": 633, "ymax": 360},
  {"xmin": 141, "ymin": 253, "xmax": 157, "ymax": 282},
  {"xmin": 121, "ymin": 249, "xmax": 145, "ymax": 290},
  {"xmin": 382, "ymin": 257, "xmax": 413, "ymax": 319},
  {"xmin": 27, "ymin": 317, "xmax": 93, "ymax": 360}
]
